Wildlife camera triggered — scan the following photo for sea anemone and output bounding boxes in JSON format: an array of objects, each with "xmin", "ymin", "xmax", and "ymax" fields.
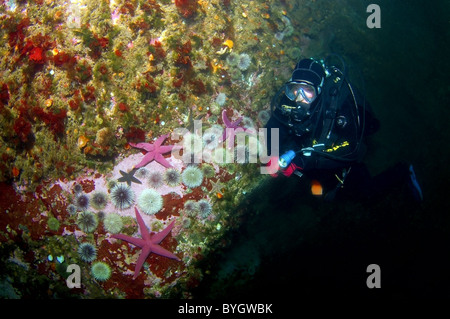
[
  {"xmin": 237, "ymin": 53, "xmax": 251, "ymax": 71},
  {"xmin": 67, "ymin": 204, "xmax": 78, "ymax": 216},
  {"xmin": 47, "ymin": 217, "xmax": 60, "ymax": 231},
  {"xmin": 91, "ymin": 261, "xmax": 111, "ymax": 281},
  {"xmin": 76, "ymin": 211, "xmax": 98, "ymax": 233},
  {"xmin": 75, "ymin": 193, "xmax": 90, "ymax": 211},
  {"xmin": 183, "ymin": 200, "xmax": 199, "ymax": 217},
  {"xmin": 226, "ymin": 52, "xmax": 239, "ymax": 67},
  {"xmin": 182, "ymin": 165, "xmax": 204, "ymax": 188},
  {"xmin": 90, "ymin": 191, "xmax": 108, "ymax": 210},
  {"xmin": 147, "ymin": 171, "xmax": 164, "ymax": 189},
  {"xmin": 103, "ymin": 213, "xmax": 123, "ymax": 234},
  {"xmin": 138, "ymin": 189, "xmax": 163, "ymax": 215},
  {"xmin": 78, "ymin": 242, "xmax": 97, "ymax": 262},
  {"xmin": 198, "ymin": 199, "xmax": 212, "ymax": 218},
  {"xmin": 215, "ymin": 93, "xmax": 227, "ymax": 106},
  {"xmin": 164, "ymin": 168, "xmax": 181, "ymax": 187},
  {"xmin": 110, "ymin": 184, "xmax": 135, "ymax": 210}
]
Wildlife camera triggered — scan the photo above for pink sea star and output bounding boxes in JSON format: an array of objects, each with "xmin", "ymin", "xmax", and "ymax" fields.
[
  {"xmin": 221, "ymin": 110, "xmax": 247, "ymax": 149},
  {"xmin": 129, "ymin": 134, "xmax": 181, "ymax": 169},
  {"xmin": 111, "ymin": 207, "xmax": 180, "ymax": 280}
]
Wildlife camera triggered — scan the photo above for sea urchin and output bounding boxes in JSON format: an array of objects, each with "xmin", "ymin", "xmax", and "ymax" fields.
[
  {"xmin": 138, "ymin": 188, "xmax": 163, "ymax": 215},
  {"xmin": 182, "ymin": 166, "xmax": 204, "ymax": 188},
  {"xmin": 90, "ymin": 191, "xmax": 108, "ymax": 210},
  {"xmin": 198, "ymin": 199, "xmax": 212, "ymax": 218},
  {"xmin": 164, "ymin": 168, "xmax": 181, "ymax": 187},
  {"xmin": 147, "ymin": 171, "xmax": 164, "ymax": 189},
  {"xmin": 78, "ymin": 242, "xmax": 97, "ymax": 262},
  {"xmin": 76, "ymin": 211, "xmax": 98, "ymax": 233},
  {"xmin": 75, "ymin": 193, "xmax": 90, "ymax": 211},
  {"xmin": 103, "ymin": 213, "xmax": 123, "ymax": 234},
  {"xmin": 110, "ymin": 184, "xmax": 135, "ymax": 210},
  {"xmin": 91, "ymin": 261, "xmax": 111, "ymax": 281}
]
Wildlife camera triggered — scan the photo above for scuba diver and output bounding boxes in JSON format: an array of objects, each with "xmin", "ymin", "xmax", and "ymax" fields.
[{"xmin": 264, "ymin": 56, "xmax": 423, "ymax": 202}]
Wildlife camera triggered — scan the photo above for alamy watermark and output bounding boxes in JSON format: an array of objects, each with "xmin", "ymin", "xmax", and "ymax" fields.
[{"xmin": 366, "ymin": 4, "xmax": 381, "ymax": 28}]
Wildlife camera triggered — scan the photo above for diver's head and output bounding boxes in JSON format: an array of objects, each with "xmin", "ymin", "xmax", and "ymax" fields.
[{"xmin": 285, "ymin": 59, "xmax": 325, "ymax": 111}]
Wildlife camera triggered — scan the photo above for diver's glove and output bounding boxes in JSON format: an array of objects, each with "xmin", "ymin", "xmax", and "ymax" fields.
[
  {"xmin": 266, "ymin": 156, "xmax": 302, "ymax": 177},
  {"xmin": 280, "ymin": 162, "xmax": 302, "ymax": 177}
]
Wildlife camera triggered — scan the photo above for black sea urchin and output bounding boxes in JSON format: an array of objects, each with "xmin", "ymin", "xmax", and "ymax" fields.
[
  {"xmin": 78, "ymin": 242, "xmax": 97, "ymax": 262},
  {"xmin": 110, "ymin": 184, "xmax": 134, "ymax": 210},
  {"xmin": 75, "ymin": 193, "xmax": 90, "ymax": 211}
]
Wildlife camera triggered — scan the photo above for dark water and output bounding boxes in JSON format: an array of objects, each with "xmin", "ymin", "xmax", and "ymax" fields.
[{"xmin": 193, "ymin": 0, "xmax": 450, "ymax": 300}]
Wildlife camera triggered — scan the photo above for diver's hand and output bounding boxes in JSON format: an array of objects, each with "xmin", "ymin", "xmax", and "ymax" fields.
[{"xmin": 265, "ymin": 156, "xmax": 280, "ymax": 177}]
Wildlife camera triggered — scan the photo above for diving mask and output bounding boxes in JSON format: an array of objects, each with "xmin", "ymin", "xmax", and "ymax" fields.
[{"xmin": 285, "ymin": 81, "xmax": 318, "ymax": 106}]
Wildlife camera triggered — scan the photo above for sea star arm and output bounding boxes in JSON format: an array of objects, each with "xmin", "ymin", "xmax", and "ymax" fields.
[
  {"xmin": 154, "ymin": 153, "xmax": 172, "ymax": 168},
  {"xmin": 111, "ymin": 234, "xmax": 145, "ymax": 248},
  {"xmin": 135, "ymin": 207, "xmax": 151, "ymax": 241},
  {"xmin": 133, "ymin": 152, "xmax": 156, "ymax": 169},
  {"xmin": 153, "ymin": 134, "xmax": 169, "ymax": 147},
  {"xmin": 150, "ymin": 245, "xmax": 180, "ymax": 261},
  {"xmin": 133, "ymin": 246, "xmax": 152, "ymax": 279},
  {"xmin": 222, "ymin": 110, "xmax": 242, "ymax": 128},
  {"xmin": 129, "ymin": 142, "xmax": 154, "ymax": 152},
  {"xmin": 151, "ymin": 220, "xmax": 176, "ymax": 244}
]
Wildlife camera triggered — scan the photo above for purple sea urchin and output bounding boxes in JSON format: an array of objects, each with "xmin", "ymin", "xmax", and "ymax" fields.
[
  {"xmin": 147, "ymin": 171, "xmax": 164, "ymax": 189},
  {"xmin": 75, "ymin": 193, "xmax": 90, "ymax": 211},
  {"xmin": 76, "ymin": 211, "xmax": 98, "ymax": 233},
  {"xmin": 164, "ymin": 168, "xmax": 181, "ymax": 187},
  {"xmin": 78, "ymin": 242, "xmax": 97, "ymax": 262},
  {"xmin": 110, "ymin": 184, "xmax": 134, "ymax": 210},
  {"xmin": 91, "ymin": 261, "xmax": 111, "ymax": 281},
  {"xmin": 198, "ymin": 199, "xmax": 212, "ymax": 218},
  {"xmin": 91, "ymin": 191, "xmax": 108, "ymax": 210},
  {"xmin": 138, "ymin": 189, "xmax": 163, "ymax": 215},
  {"xmin": 182, "ymin": 166, "xmax": 204, "ymax": 188}
]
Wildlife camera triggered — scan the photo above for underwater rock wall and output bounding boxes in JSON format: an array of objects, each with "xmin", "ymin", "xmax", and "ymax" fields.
[{"xmin": 0, "ymin": 0, "xmax": 342, "ymax": 298}]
